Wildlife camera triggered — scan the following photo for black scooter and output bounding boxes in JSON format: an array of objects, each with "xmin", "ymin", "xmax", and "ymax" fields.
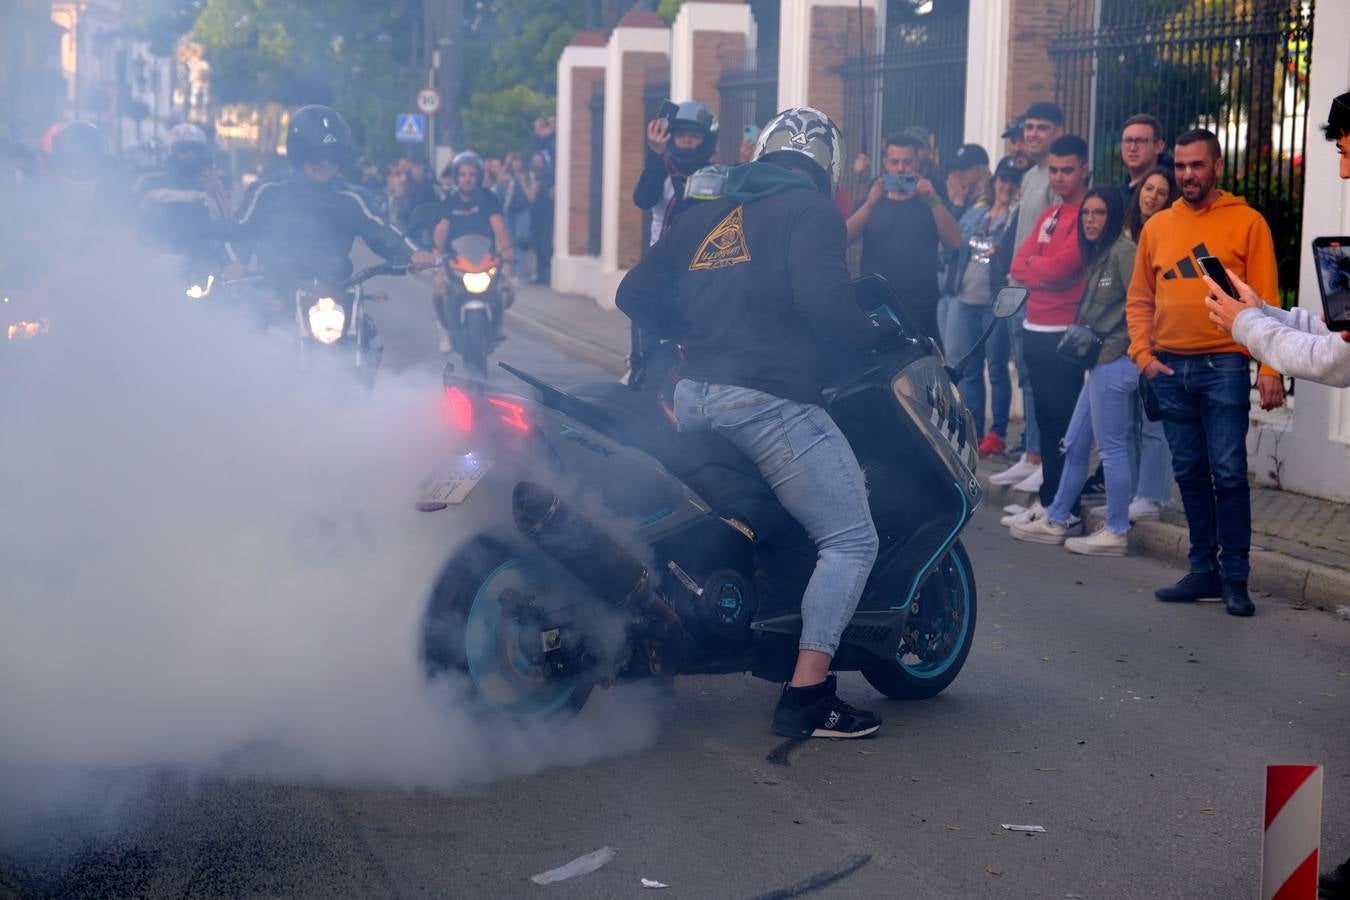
[{"xmin": 416, "ymin": 276, "xmax": 1026, "ymax": 721}]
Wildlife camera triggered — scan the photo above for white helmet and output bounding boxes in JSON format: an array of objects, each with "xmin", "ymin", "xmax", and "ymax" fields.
[{"xmin": 752, "ymin": 106, "xmax": 845, "ymax": 193}]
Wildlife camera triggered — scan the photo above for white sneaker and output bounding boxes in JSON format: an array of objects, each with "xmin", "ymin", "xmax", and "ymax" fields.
[
  {"xmin": 1002, "ymin": 503, "xmax": 1027, "ymax": 516},
  {"xmin": 1128, "ymin": 498, "xmax": 1163, "ymax": 522},
  {"xmin": 1065, "ymin": 526, "xmax": 1129, "ymax": 556},
  {"xmin": 1011, "ymin": 465, "xmax": 1043, "ymax": 493},
  {"xmin": 989, "ymin": 456, "xmax": 1037, "ymax": 486},
  {"xmin": 437, "ymin": 323, "xmax": 452, "ymax": 354},
  {"xmin": 1001, "ymin": 501, "xmax": 1043, "ymax": 527},
  {"xmin": 1011, "ymin": 516, "xmax": 1068, "ymax": 545}
]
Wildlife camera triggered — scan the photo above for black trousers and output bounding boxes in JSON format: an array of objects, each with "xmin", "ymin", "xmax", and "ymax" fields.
[{"xmin": 1023, "ymin": 328, "xmax": 1086, "ymax": 510}]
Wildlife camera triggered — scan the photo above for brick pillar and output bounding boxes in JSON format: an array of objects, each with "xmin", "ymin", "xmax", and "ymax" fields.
[
  {"xmin": 553, "ymin": 35, "xmax": 607, "ymax": 296},
  {"xmin": 777, "ymin": 0, "xmax": 882, "ymax": 124},
  {"xmin": 670, "ymin": 1, "xmax": 753, "ymax": 116},
  {"xmin": 1005, "ymin": 0, "xmax": 1074, "ymax": 128},
  {"xmin": 603, "ymin": 13, "xmax": 671, "ymax": 280}
]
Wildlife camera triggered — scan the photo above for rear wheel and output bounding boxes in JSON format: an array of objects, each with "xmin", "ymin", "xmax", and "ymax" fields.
[
  {"xmin": 459, "ymin": 310, "xmax": 491, "ymax": 377},
  {"xmin": 422, "ymin": 536, "xmax": 592, "ymax": 722},
  {"xmin": 862, "ymin": 540, "xmax": 977, "ymax": 700}
]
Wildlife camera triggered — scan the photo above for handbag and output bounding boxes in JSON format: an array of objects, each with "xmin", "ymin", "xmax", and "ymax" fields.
[{"xmin": 1056, "ymin": 249, "xmax": 1108, "ymax": 367}]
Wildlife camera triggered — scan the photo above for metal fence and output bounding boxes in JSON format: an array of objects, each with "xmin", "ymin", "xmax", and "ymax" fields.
[
  {"xmin": 1049, "ymin": 0, "xmax": 1317, "ymax": 304},
  {"xmin": 838, "ymin": 14, "xmax": 968, "ymax": 171},
  {"xmin": 717, "ymin": 48, "xmax": 779, "ymax": 164}
]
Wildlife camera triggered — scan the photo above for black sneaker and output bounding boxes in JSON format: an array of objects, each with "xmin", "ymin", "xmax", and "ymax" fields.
[
  {"xmin": 1155, "ymin": 571, "xmax": 1223, "ymax": 603},
  {"xmin": 772, "ymin": 675, "xmax": 881, "ymax": 739},
  {"xmin": 1081, "ymin": 466, "xmax": 1106, "ymax": 497},
  {"xmin": 1222, "ymin": 580, "xmax": 1255, "ymax": 617}
]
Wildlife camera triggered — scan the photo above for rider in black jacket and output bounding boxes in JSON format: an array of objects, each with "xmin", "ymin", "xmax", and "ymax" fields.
[
  {"xmin": 618, "ymin": 108, "xmax": 899, "ymax": 740},
  {"xmin": 225, "ymin": 106, "xmax": 436, "ymax": 284}
]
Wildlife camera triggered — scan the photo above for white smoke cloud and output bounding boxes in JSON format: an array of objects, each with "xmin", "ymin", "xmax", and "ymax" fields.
[{"xmin": 0, "ymin": 256, "xmax": 657, "ymax": 850}]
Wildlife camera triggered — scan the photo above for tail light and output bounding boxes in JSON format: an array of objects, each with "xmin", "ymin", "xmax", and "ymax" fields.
[
  {"xmin": 444, "ymin": 386, "xmax": 473, "ymax": 431},
  {"xmin": 442, "ymin": 387, "xmax": 531, "ymax": 433}
]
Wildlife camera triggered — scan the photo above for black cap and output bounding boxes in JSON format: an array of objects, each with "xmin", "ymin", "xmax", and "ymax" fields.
[
  {"xmin": 1023, "ymin": 101, "xmax": 1065, "ymax": 124},
  {"xmin": 993, "ymin": 155, "xmax": 1025, "ymax": 186},
  {"xmin": 1001, "ymin": 118, "xmax": 1024, "ymax": 140},
  {"xmin": 949, "ymin": 143, "xmax": 989, "ymax": 171},
  {"xmin": 1328, "ymin": 92, "xmax": 1350, "ymax": 140}
]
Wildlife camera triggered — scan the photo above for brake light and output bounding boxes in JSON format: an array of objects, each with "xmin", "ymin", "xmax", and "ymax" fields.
[
  {"xmin": 444, "ymin": 386, "xmax": 473, "ymax": 431},
  {"xmin": 489, "ymin": 397, "xmax": 530, "ymax": 431}
]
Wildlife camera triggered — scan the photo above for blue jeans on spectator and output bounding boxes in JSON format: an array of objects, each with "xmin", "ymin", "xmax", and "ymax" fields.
[
  {"xmin": 1047, "ymin": 355, "xmax": 1139, "ymax": 533},
  {"xmin": 1133, "ymin": 414, "xmax": 1174, "ymax": 504},
  {"xmin": 1009, "ymin": 305, "xmax": 1040, "ymax": 455},
  {"xmin": 673, "ymin": 380, "xmax": 879, "ymax": 655},
  {"xmin": 945, "ymin": 301, "xmax": 1011, "ymax": 439},
  {"xmin": 1148, "ymin": 352, "xmax": 1252, "ymax": 582}
]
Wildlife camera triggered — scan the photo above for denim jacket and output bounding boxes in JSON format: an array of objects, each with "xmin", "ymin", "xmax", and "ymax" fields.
[{"xmin": 943, "ymin": 200, "xmax": 1012, "ymax": 301}]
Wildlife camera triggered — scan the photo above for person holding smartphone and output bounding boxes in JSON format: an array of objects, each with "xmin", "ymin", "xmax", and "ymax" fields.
[
  {"xmin": 1202, "ymin": 91, "xmax": 1350, "ymax": 390},
  {"xmin": 845, "ymin": 131, "xmax": 962, "ymax": 347}
]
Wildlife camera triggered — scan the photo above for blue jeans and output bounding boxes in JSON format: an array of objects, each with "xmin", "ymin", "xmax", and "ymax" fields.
[
  {"xmin": 673, "ymin": 380, "xmax": 879, "ymax": 656},
  {"xmin": 1047, "ymin": 355, "xmax": 1139, "ymax": 533},
  {"xmin": 1133, "ymin": 414, "xmax": 1174, "ymax": 504},
  {"xmin": 945, "ymin": 301, "xmax": 1012, "ymax": 439},
  {"xmin": 1148, "ymin": 352, "xmax": 1252, "ymax": 581}
]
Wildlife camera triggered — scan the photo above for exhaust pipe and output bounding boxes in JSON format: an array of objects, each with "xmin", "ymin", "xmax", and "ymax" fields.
[{"xmin": 512, "ymin": 482, "xmax": 650, "ymax": 609}]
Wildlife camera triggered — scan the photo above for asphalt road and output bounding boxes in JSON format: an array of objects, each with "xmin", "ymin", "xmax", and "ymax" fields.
[{"xmin": 3, "ymin": 270, "xmax": 1348, "ymax": 900}]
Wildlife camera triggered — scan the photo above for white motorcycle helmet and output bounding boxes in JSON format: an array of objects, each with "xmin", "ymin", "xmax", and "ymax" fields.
[{"xmin": 752, "ymin": 107, "xmax": 845, "ymax": 194}]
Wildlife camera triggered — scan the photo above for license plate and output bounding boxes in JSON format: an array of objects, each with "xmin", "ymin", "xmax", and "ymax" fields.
[{"xmin": 418, "ymin": 454, "xmax": 492, "ymax": 506}]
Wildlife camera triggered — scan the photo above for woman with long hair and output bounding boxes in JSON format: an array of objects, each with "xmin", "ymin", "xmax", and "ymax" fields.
[
  {"xmin": 1121, "ymin": 165, "xmax": 1180, "ymax": 522},
  {"xmin": 1011, "ymin": 186, "xmax": 1139, "ymax": 554}
]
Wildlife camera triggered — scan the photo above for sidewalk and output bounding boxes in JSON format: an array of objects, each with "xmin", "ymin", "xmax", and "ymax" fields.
[{"xmin": 508, "ymin": 283, "xmax": 1350, "ymax": 614}]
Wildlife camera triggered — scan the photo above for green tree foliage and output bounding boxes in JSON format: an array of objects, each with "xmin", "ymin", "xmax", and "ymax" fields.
[
  {"xmin": 122, "ymin": 0, "xmax": 204, "ymax": 56},
  {"xmin": 463, "ymin": 84, "xmax": 555, "ymax": 158}
]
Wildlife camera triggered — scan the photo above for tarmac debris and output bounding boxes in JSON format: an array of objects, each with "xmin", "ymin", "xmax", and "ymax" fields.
[
  {"xmin": 641, "ymin": 879, "xmax": 669, "ymax": 889},
  {"xmin": 1336, "ymin": 606, "xmax": 1350, "ymax": 620},
  {"xmin": 1001, "ymin": 824, "xmax": 1046, "ymax": 833},
  {"xmin": 530, "ymin": 847, "xmax": 616, "ymax": 885}
]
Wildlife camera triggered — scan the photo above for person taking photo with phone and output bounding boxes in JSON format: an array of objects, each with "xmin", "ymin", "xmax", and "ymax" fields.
[
  {"xmin": 845, "ymin": 131, "xmax": 962, "ymax": 347},
  {"xmin": 1202, "ymin": 91, "xmax": 1350, "ymax": 390}
]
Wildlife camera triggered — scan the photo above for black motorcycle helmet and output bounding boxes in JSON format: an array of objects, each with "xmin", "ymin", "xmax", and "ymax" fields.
[
  {"xmin": 668, "ymin": 101, "xmax": 718, "ymax": 170},
  {"xmin": 44, "ymin": 121, "xmax": 106, "ymax": 183},
  {"xmin": 450, "ymin": 150, "xmax": 484, "ymax": 189},
  {"xmin": 285, "ymin": 105, "xmax": 352, "ymax": 169}
]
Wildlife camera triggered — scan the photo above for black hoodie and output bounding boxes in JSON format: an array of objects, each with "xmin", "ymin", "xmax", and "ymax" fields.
[{"xmin": 616, "ymin": 162, "xmax": 896, "ymax": 405}]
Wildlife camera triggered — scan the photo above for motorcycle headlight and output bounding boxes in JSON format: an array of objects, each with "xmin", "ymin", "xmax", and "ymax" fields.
[
  {"xmin": 185, "ymin": 275, "xmax": 215, "ymax": 300},
  {"xmin": 307, "ymin": 296, "xmax": 346, "ymax": 344},
  {"xmin": 6, "ymin": 321, "xmax": 48, "ymax": 341},
  {"xmin": 461, "ymin": 271, "xmax": 492, "ymax": 294}
]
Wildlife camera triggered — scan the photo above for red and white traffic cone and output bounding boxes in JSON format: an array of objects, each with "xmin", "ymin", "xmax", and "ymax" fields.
[{"xmin": 1261, "ymin": 764, "xmax": 1323, "ymax": 900}]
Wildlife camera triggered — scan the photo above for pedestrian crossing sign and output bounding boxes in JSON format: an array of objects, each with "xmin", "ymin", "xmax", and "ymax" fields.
[{"xmin": 396, "ymin": 113, "xmax": 426, "ymax": 143}]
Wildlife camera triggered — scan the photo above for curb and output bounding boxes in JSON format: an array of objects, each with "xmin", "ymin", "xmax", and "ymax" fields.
[
  {"xmin": 505, "ymin": 307, "xmax": 628, "ymax": 377},
  {"xmin": 976, "ymin": 471, "xmax": 1350, "ymax": 613}
]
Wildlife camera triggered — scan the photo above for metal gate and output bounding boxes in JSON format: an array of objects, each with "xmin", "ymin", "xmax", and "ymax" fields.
[
  {"xmin": 1049, "ymin": 0, "xmax": 1316, "ymax": 304},
  {"xmin": 717, "ymin": 48, "xmax": 779, "ymax": 165}
]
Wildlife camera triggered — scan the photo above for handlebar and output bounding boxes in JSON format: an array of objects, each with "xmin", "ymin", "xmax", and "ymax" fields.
[{"xmin": 343, "ymin": 262, "xmax": 411, "ymax": 289}]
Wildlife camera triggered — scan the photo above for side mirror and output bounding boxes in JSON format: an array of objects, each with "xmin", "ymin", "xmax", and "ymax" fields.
[{"xmin": 992, "ymin": 286, "xmax": 1028, "ymax": 319}]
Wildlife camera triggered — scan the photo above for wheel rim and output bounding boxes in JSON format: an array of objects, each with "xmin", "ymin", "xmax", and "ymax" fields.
[
  {"xmin": 464, "ymin": 557, "xmax": 578, "ymax": 718},
  {"xmin": 895, "ymin": 552, "xmax": 972, "ymax": 679}
]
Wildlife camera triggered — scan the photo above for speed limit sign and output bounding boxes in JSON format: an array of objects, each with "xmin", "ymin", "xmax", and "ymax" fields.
[{"xmin": 416, "ymin": 88, "xmax": 442, "ymax": 115}]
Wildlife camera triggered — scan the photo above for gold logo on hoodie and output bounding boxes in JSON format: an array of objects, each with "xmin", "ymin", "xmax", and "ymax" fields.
[{"xmin": 689, "ymin": 205, "xmax": 751, "ymax": 270}]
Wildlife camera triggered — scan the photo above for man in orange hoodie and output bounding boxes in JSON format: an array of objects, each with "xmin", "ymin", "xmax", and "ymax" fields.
[{"xmin": 1126, "ymin": 128, "xmax": 1284, "ymax": 617}]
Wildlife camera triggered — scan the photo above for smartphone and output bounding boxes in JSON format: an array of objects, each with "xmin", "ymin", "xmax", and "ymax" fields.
[
  {"xmin": 742, "ymin": 124, "xmax": 759, "ymax": 143},
  {"xmin": 656, "ymin": 99, "xmax": 679, "ymax": 129},
  {"xmin": 1197, "ymin": 255, "xmax": 1239, "ymax": 300},
  {"xmin": 1312, "ymin": 236, "xmax": 1350, "ymax": 331},
  {"xmin": 883, "ymin": 173, "xmax": 918, "ymax": 195}
]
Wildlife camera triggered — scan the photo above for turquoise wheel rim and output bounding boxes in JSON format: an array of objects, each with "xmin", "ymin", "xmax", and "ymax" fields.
[
  {"xmin": 896, "ymin": 552, "xmax": 972, "ymax": 679},
  {"xmin": 464, "ymin": 557, "xmax": 577, "ymax": 718}
]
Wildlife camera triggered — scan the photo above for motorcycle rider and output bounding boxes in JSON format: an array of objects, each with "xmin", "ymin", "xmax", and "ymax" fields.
[
  {"xmin": 617, "ymin": 107, "xmax": 901, "ymax": 740},
  {"xmin": 133, "ymin": 123, "xmax": 233, "ymax": 270},
  {"xmin": 224, "ymin": 105, "xmax": 437, "ymax": 285},
  {"xmin": 430, "ymin": 150, "xmax": 515, "ymax": 352},
  {"xmin": 628, "ymin": 100, "xmax": 719, "ymax": 389}
]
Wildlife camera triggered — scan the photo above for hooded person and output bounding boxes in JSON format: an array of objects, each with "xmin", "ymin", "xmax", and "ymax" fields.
[{"xmin": 616, "ymin": 107, "xmax": 901, "ymax": 741}]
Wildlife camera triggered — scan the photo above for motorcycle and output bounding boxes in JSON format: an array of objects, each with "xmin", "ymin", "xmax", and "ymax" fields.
[
  {"xmin": 416, "ymin": 276, "xmax": 1026, "ymax": 722},
  {"xmin": 222, "ymin": 262, "xmax": 407, "ymax": 387},
  {"xmin": 435, "ymin": 234, "xmax": 505, "ymax": 377}
]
